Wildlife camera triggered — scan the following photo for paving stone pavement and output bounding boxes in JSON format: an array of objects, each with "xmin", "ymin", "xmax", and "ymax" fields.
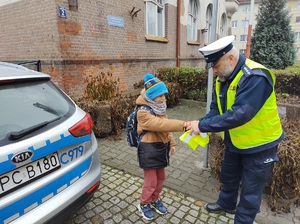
[{"xmin": 65, "ymin": 100, "xmax": 300, "ymax": 224}]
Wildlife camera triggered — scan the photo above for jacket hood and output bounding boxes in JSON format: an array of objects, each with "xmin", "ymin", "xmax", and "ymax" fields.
[{"xmin": 136, "ymin": 93, "xmax": 149, "ymax": 106}]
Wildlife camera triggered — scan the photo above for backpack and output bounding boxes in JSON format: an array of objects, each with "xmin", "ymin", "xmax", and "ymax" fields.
[{"xmin": 126, "ymin": 105, "xmax": 155, "ymax": 148}]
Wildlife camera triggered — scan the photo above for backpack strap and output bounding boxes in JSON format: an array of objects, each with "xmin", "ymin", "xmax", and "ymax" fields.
[{"xmin": 137, "ymin": 105, "xmax": 155, "ymax": 143}]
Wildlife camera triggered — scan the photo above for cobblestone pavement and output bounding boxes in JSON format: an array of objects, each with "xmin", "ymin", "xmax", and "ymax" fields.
[
  {"xmin": 65, "ymin": 164, "xmax": 236, "ymax": 224},
  {"xmin": 65, "ymin": 100, "xmax": 300, "ymax": 224}
]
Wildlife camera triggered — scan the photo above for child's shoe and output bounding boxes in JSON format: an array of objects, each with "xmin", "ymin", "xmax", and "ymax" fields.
[
  {"xmin": 138, "ymin": 203, "xmax": 154, "ymax": 220},
  {"xmin": 151, "ymin": 199, "xmax": 167, "ymax": 214}
]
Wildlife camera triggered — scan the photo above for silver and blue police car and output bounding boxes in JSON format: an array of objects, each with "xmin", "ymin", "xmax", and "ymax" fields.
[{"xmin": 0, "ymin": 62, "xmax": 101, "ymax": 224}]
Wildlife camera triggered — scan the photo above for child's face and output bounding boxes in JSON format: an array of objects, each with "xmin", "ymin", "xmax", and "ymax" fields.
[{"xmin": 154, "ymin": 94, "xmax": 166, "ymax": 103}]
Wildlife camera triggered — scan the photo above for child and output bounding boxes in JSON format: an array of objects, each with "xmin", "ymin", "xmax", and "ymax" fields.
[{"xmin": 136, "ymin": 73, "xmax": 190, "ymax": 220}]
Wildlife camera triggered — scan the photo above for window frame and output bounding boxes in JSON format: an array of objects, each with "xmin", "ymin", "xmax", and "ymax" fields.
[
  {"xmin": 240, "ymin": 34, "xmax": 247, "ymax": 41},
  {"xmin": 241, "ymin": 19, "xmax": 249, "ymax": 28},
  {"xmin": 204, "ymin": 4, "xmax": 213, "ymax": 44},
  {"xmin": 145, "ymin": 0, "xmax": 165, "ymax": 38},
  {"xmin": 242, "ymin": 4, "xmax": 250, "ymax": 12},
  {"xmin": 187, "ymin": 0, "xmax": 199, "ymax": 42},
  {"xmin": 232, "ymin": 20, "xmax": 237, "ymax": 28},
  {"xmin": 220, "ymin": 13, "xmax": 227, "ymax": 37}
]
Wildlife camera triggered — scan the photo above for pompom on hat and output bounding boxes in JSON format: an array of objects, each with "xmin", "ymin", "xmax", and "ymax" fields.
[
  {"xmin": 198, "ymin": 35, "xmax": 235, "ymax": 69},
  {"xmin": 144, "ymin": 73, "xmax": 168, "ymax": 100}
]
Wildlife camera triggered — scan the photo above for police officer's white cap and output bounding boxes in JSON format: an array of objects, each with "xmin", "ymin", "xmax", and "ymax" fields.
[{"xmin": 198, "ymin": 35, "xmax": 235, "ymax": 69}]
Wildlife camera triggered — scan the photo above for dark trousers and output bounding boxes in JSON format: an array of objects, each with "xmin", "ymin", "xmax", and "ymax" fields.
[{"xmin": 217, "ymin": 146, "xmax": 278, "ymax": 224}]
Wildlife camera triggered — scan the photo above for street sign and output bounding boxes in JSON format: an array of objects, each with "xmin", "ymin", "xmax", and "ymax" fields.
[{"xmin": 58, "ymin": 6, "xmax": 67, "ymax": 18}]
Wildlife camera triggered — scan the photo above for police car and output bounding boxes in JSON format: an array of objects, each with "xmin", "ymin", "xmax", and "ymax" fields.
[{"xmin": 0, "ymin": 62, "xmax": 101, "ymax": 223}]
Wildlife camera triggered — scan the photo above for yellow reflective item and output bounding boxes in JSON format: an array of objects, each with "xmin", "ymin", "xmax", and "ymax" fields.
[{"xmin": 179, "ymin": 131, "xmax": 209, "ymax": 150}]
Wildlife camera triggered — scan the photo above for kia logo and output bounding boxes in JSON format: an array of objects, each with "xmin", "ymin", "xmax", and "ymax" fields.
[{"xmin": 11, "ymin": 151, "xmax": 33, "ymax": 164}]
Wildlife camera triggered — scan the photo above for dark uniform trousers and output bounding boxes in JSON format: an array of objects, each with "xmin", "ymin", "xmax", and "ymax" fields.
[{"xmin": 216, "ymin": 146, "xmax": 278, "ymax": 224}]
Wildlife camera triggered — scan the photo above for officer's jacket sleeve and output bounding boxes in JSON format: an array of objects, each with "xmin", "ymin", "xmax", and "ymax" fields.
[{"xmin": 199, "ymin": 75, "xmax": 273, "ymax": 133}]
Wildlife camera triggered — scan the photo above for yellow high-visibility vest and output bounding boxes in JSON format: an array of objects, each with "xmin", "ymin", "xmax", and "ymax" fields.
[{"xmin": 215, "ymin": 59, "xmax": 283, "ymax": 149}]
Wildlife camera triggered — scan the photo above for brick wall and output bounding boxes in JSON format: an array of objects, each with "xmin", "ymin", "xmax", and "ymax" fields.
[
  {"xmin": 0, "ymin": 0, "xmax": 203, "ymax": 99},
  {"xmin": 0, "ymin": 0, "xmax": 60, "ymax": 60},
  {"xmin": 54, "ymin": 1, "xmax": 194, "ymax": 61},
  {"xmin": 42, "ymin": 59, "xmax": 178, "ymax": 99}
]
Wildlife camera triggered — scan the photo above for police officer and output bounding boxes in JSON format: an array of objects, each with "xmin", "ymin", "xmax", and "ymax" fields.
[{"xmin": 188, "ymin": 35, "xmax": 284, "ymax": 224}]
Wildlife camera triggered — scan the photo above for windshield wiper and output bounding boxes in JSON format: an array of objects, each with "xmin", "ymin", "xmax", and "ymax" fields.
[
  {"xmin": 8, "ymin": 117, "xmax": 61, "ymax": 140},
  {"xmin": 33, "ymin": 102, "xmax": 60, "ymax": 116}
]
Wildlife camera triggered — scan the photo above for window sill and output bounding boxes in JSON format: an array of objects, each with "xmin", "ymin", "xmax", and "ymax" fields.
[
  {"xmin": 145, "ymin": 35, "xmax": 169, "ymax": 43},
  {"xmin": 187, "ymin": 41, "xmax": 201, "ymax": 45}
]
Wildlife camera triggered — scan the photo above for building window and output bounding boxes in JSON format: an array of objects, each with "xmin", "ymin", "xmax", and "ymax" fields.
[
  {"xmin": 205, "ymin": 4, "xmax": 213, "ymax": 43},
  {"xmin": 296, "ymin": 16, "xmax": 300, "ymax": 23},
  {"xmin": 232, "ymin": 20, "xmax": 237, "ymax": 28},
  {"xmin": 187, "ymin": 0, "xmax": 198, "ymax": 41},
  {"xmin": 220, "ymin": 13, "xmax": 227, "ymax": 37},
  {"xmin": 240, "ymin": 49, "xmax": 246, "ymax": 55},
  {"xmin": 241, "ymin": 19, "xmax": 249, "ymax": 28},
  {"xmin": 298, "ymin": 0, "xmax": 300, "ymax": 8},
  {"xmin": 295, "ymin": 32, "xmax": 300, "ymax": 40},
  {"xmin": 145, "ymin": 0, "xmax": 165, "ymax": 37},
  {"xmin": 242, "ymin": 4, "xmax": 250, "ymax": 12},
  {"xmin": 240, "ymin": 34, "xmax": 247, "ymax": 41}
]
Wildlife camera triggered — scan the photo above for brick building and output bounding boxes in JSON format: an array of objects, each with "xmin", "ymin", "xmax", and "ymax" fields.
[{"xmin": 0, "ymin": 0, "xmax": 238, "ymax": 99}]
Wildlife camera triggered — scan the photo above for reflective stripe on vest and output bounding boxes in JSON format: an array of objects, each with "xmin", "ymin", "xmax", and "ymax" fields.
[{"xmin": 215, "ymin": 59, "xmax": 283, "ymax": 149}]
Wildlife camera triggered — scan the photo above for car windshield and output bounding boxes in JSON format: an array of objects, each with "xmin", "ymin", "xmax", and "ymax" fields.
[{"xmin": 0, "ymin": 79, "xmax": 73, "ymax": 142}]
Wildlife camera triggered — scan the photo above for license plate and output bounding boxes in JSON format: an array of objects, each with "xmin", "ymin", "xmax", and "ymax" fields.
[{"xmin": 0, "ymin": 152, "xmax": 61, "ymax": 196}]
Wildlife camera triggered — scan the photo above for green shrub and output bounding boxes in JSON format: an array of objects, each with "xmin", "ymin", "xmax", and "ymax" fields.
[
  {"xmin": 268, "ymin": 119, "xmax": 300, "ymax": 212},
  {"xmin": 110, "ymin": 96, "xmax": 135, "ymax": 136},
  {"xmin": 155, "ymin": 67, "xmax": 179, "ymax": 83},
  {"xmin": 156, "ymin": 66, "xmax": 207, "ymax": 101},
  {"xmin": 271, "ymin": 61, "xmax": 300, "ymax": 76},
  {"xmin": 275, "ymin": 74, "xmax": 300, "ymax": 96},
  {"xmin": 165, "ymin": 81, "xmax": 182, "ymax": 108},
  {"xmin": 75, "ymin": 72, "xmax": 121, "ymax": 137},
  {"xmin": 83, "ymin": 72, "xmax": 119, "ymax": 101},
  {"xmin": 156, "ymin": 65, "xmax": 300, "ymax": 100}
]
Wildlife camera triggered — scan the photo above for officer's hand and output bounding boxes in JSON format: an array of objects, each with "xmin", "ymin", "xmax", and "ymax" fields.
[{"xmin": 189, "ymin": 120, "xmax": 200, "ymax": 135}]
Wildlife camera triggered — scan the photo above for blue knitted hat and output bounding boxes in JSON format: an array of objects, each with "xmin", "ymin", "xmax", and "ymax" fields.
[{"xmin": 144, "ymin": 73, "xmax": 168, "ymax": 100}]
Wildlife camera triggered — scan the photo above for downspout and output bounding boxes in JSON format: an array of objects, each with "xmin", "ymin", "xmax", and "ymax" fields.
[
  {"xmin": 176, "ymin": 0, "xmax": 181, "ymax": 67},
  {"xmin": 245, "ymin": 0, "xmax": 254, "ymax": 58}
]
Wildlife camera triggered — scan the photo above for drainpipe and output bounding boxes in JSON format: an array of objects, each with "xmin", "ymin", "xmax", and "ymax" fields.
[
  {"xmin": 245, "ymin": 0, "xmax": 254, "ymax": 58},
  {"xmin": 176, "ymin": 0, "xmax": 181, "ymax": 67}
]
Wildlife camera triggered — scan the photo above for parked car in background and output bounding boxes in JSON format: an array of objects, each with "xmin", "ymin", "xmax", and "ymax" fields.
[{"xmin": 0, "ymin": 62, "xmax": 101, "ymax": 224}]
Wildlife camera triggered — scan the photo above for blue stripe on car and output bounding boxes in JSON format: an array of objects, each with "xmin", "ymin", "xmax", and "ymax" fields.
[
  {"xmin": 1, "ymin": 134, "xmax": 91, "ymax": 174},
  {"xmin": 1, "ymin": 156, "xmax": 92, "ymax": 223}
]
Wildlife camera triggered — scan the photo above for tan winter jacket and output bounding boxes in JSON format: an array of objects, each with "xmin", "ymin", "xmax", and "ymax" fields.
[{"xmin": 135, "ymin": 94, "xmax": 186, "ymax": 148}]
